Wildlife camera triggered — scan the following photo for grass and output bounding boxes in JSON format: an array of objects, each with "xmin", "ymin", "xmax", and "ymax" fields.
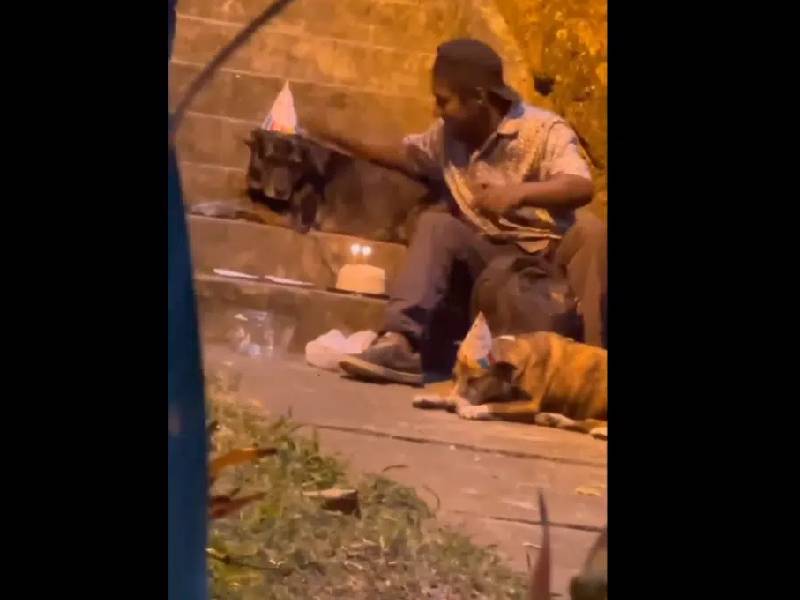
[{"xmin": 205, "ymin": 369, "xmax": 528, "ymax": 600}]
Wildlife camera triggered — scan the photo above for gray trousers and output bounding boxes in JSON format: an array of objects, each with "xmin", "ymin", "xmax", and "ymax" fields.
[
  {"xmin": 384, "ymin": 210, "xmax": 520, "ymax": 348},
  {"xmin": 384, "ymin": 208, "xmax": 607, "ymax": 349}
]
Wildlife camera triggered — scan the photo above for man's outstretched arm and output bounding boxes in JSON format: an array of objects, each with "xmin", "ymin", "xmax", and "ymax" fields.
[{"xmin": 301, "ymin": 119, "xmax": 437, "ymax": 184}]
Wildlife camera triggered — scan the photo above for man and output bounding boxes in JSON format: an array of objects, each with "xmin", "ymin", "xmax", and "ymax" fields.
[{"xmin": 308, "ymin": 38, "xmax": 594, "ymax": 386}]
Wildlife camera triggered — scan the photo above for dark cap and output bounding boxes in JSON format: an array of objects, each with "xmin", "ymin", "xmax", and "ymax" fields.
[{"xmin": 433, "ymin": 38, "xmax": 519, "ymax": 102}]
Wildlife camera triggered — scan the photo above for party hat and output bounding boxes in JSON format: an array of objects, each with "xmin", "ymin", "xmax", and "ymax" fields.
[
  {"xmin": 261, "ymin": 81, "xmax": 297, "ymax": 134},
  {"xmin": 457, "ymin": 312, "xmax": 493, "ymax": 369}
]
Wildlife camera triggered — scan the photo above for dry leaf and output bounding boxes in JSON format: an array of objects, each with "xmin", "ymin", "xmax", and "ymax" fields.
[
  {"xmin": 209, "ymin": 447, "xmax": 277, "ymax": 480},
  {"xmin": 207, "ymin": 547, "xmax": 227, "ymax": 561},
  {"xmin": 303, "ymin": 487, "xmax": 360, "ymax": 516},
  {"xmin": 210, "ymin": 492, "xmax": 266, "ymax": 519}
]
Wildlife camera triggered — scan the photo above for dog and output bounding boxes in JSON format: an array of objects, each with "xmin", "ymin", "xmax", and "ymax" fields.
[
  {"xmin": 245, "ymin": 129, "xmax": 327, "ymax": 233},
  {"xmin": 245, "ymin": 129, "xmax": 434, "ymax": 242},
  {"xmin": 414, "ymin": 331, "xmax": 607, "ymax": 439}
]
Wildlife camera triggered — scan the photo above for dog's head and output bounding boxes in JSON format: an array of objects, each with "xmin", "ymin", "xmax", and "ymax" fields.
[
  {"xmin": 245, "ymin": 130, "xmax": 330, "ymax": 201},
  {"xmin": 453, "ymin": 336, "xmax": 533, "ymax": 405}
]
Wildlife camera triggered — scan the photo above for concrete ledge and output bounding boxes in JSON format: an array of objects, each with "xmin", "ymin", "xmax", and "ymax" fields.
[
  {"xmin": 194, "ymin": 273, "xmax": 388, "ymax": 352},
  {"xmin": 188, "ymin": 215, "xmax": 408, "ymax": 289}
]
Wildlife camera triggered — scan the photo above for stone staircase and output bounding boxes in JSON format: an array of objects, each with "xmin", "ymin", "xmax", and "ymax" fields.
[{"xmin": 188, "ymin": 216, "xmax": 407, "ymax": 354}]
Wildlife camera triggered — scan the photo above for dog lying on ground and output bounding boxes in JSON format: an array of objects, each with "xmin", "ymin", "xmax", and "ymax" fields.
[
  {"xmin": 245, "ymin": 129, "xmax": 434, "ymax": 242},
  {"xmin": 414, "ymin": 331, "xmax": 607, "ymax": 439}
]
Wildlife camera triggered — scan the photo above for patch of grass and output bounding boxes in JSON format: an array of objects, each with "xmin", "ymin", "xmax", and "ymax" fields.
[{"xmin": 205, "ymin": 371, "xmax": 528, "ymax": 599}]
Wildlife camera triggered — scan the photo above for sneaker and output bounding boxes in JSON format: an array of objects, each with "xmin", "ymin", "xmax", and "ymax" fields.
[{"xmin": 339, "ymin": 334, "xmax": 423, "ymax": 385}]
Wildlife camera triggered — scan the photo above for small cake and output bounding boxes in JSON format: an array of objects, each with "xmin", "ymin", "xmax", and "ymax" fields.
[{"xmin": 335, "ymin": 264, "xmax": 386, "ymax": 296}]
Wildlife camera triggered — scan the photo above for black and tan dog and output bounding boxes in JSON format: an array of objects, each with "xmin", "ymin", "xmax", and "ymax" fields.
[
  {"xmin": 414, "ymin": 331, "xmax": 607, "ymax": 439},
  {"xmin": 245, "ymin": 129, "xmax": 434, "ymax": 242},
  {"xmin": 245, "ymin": 129, "xmax": 328, "ymax": 233}
]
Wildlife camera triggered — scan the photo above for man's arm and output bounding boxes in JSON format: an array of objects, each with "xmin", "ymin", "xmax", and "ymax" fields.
[
  {"xmin": 301, "ymin": 119, "xmax": 433, "ymax": 183},
  {"xmin": 474, "ymin": 120, "xmax": 594, "ymax": 214},
  {"xmin": 518, "ymin": 120, "xmax": 594, "ymax": 209},
  {"xmin": 514, "ymin": 174, "xmax": 593, "ymax": 210},
  {"xmin": 473, "ymin": 173, "xmax": 593, "ymax": 214}
]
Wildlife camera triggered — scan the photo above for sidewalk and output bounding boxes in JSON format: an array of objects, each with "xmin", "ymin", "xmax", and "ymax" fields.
[{"xmin": 204, "ymin": 344, "xmax": 607, "ymax": 596}]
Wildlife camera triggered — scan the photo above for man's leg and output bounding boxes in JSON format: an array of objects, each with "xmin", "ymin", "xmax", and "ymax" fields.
[
  {"xmin": 340, "ymin": 210, "xmax": 503, "ymax": 385},
  {"xmin": 555, "ymin": 209, "xmax": 607, "ymax": 348}
]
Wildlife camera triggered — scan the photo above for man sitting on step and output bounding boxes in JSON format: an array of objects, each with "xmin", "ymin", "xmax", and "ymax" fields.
[{"xmin": 306, "ymin": 38, "xmax": 597, "ymax": 386}]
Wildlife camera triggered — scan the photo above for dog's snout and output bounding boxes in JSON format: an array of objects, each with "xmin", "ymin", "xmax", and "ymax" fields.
[{"xmin": 262, "ymin": 166, "xmax": 293, "ymax": 200}]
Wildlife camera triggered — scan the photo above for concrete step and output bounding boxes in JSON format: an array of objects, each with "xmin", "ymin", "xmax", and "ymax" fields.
[
  {"xmin": 194, "ymin": 273, "xmax": 387, "ymax": 353},
  {"xmin": 188, "ymin": 216, "xmax": 407, "ymax": 289}
]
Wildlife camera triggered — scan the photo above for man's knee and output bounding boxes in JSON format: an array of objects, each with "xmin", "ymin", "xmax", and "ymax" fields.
[
  {"xmin": 411, "ymin": 210, "xmax": 467, "ymax": 244},
  {"xmin": 572, "ymin": 209, "xmax": 606, "ymax": 247},
  {"xmin": 415, "ymin": 209, "xmax": 459, "ymax": 231},
  {"xmin": 558, "ymin": 209, "xmax": 606, "ymax": 268}
]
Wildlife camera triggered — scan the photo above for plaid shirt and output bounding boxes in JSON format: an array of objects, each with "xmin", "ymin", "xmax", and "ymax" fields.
[{"xmin": 404, "ymin": 102, "xmax": 592, "ymax": 253}]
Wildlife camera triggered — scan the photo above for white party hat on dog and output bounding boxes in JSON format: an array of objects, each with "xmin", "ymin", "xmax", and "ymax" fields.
[
  {"xmin": 262, "ymin": 81, "xmax": 297, "ymax": 134},
  {"xmin": 457, "ymin": 312, "xmax": 493, "ymax": 369}
]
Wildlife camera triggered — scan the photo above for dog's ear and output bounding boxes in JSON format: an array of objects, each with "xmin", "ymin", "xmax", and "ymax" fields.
[
  {"xmin": 489, "ymin": 361, "xmax": 518, "ymax": 382},
  {"xmin": 244, "ymin": 129, "xmax": 261, "ymax": 150},
  {"xmin": 490, "ymin": 337, "xmax": 529, "ymax": 379},
  {"xmin": 305, "ymin": 143, "xmax": 331, "ymax": 176}
]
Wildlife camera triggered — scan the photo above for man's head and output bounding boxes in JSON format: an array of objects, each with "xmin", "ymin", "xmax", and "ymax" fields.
[{"xmin": 432, "ymin": 39, "xmax": 518, "ymax": 143}]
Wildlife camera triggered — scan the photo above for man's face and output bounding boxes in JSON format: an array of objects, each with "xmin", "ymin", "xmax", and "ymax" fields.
[{"xmin": 432, "ymin": 78, "xmax": 485, "ymax": 142}]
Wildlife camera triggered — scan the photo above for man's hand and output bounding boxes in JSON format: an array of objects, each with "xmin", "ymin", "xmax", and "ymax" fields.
[
  {"xmin": 475, "ymin": 176, "xmax": 593, "ymax": 213},
  {"xmin": 472, "ymin": 183, "xmax": 525, "ymax": 216}
]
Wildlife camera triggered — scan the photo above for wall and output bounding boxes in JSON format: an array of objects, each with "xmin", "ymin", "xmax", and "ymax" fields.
[
  {"xmin": 491, "ymin": 0, "xmax": 608, "ymax": 219},
  {"xmin": 170, "ymin": 0, "xmax": 606, "ymax": 219}
]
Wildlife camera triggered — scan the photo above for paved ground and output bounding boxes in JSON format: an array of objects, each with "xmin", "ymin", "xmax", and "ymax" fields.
[{"xmin": 204, "ymin": 344, "xmax": 607, "ymax": 597}]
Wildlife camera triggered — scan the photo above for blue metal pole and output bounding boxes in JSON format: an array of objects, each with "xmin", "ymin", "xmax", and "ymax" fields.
[{"xmin": 168, "ymin": 0, "xmax": 208, "ymax": 597}]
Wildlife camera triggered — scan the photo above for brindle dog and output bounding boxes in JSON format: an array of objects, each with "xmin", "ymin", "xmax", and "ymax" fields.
[{"xmin": 414, "ymin": 331, "xmax": 607, "ymax": 439}]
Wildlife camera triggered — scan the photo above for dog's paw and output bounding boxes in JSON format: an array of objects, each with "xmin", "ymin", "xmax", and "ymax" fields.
[
  {"xmin": 412, "ymin": 394, "xmax": 450, "ymax": 410},
  {"xmin": 534, "ymin": 412, "xmax": 572, "ymax": 429},
  {"xmin": 457, "ymin": 404, "xmax": 492, "ymax": 421},
  {"xmin": 589, "ymin": 427, "xmax": 608, "ymax": 440}
]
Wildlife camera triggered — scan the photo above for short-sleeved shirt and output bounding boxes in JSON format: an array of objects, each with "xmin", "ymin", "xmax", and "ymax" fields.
[{"xmin": 403, "ymin": 102, "xmax": 592, "ymax": 253}]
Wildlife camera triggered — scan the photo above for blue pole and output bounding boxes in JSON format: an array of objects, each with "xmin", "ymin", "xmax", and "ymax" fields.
[{"xmin": 168, "ymin": 0, "xmax": 208, "ymax": 597}]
